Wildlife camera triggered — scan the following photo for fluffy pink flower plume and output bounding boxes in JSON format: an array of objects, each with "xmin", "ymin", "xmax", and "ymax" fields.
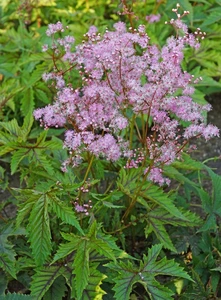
[
  {"xmin": 34, "ymin": 8, "xmax": 219, "ymax": 185},
  {"xmin": 146, "ymin": 14, "xmax": 161, "ymax": 23}
]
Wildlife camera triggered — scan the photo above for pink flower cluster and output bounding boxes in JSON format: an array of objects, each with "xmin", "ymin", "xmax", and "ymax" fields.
[{"xmin": 34, "ymin": 10, "xmax": 219, "ymax": 185}]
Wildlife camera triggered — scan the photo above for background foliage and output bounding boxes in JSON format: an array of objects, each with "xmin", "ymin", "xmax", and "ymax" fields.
[{"xmin": 0, "ymin": 0, "xmax": 221, "ymax": 299}]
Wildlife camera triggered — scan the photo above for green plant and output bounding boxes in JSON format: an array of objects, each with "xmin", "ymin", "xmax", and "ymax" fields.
[{"xmin": 0, "ymin": 1, "xmax": 221, "ymax": 299}]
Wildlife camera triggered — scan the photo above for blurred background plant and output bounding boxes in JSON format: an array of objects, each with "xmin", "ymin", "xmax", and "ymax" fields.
[{"xmin": 0, "ymin": 0, "xmax": 221, "ymax": 299}]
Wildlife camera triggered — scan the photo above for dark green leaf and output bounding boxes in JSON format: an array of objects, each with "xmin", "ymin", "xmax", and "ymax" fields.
[
  {"xmin": 50, "ymin": 195, "xmax": 84, "ymax": 234},
  {"xmin": 73, "ymin": 240, "xmax": 90, "ymax": 300},
  {"xmin": 31, "ymin": 266, "xmax": 65, "ymax": 299},
  {"xmin": 28, "ymin": 194, "xmax": 52, "ymax": 266}
]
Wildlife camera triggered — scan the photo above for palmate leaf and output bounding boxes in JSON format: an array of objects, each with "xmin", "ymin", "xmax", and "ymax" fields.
[
  {"xmin": 28, "ymin": 193, "xmax": 52, "ymax": 266},
  {"xmin": 30, "ymin": 265, "xmax": 65, "ymax": 299},
  {"xmin": 49, "ymin": 195, "xmax": 84, "ymax": 234},
  {"xmin": 107, "ymin": 244, "xmax": 192, "ymax": 299},
  {"xmin": 81, "ymin": 264, "xmax": 107, "ymax": 300},
  {"xmin": 144, "ymin": 206, "xmax": 201, "ymax": 251},
  {"xmin": 106, "ymin": 260, "xmax": 140, "ymax": 299},
  {"xmin": 140, "ymin": 245, "xmax": 192, "ymax": 280},
  {"xmin": 73, "ymin": 239, "xmax": 90, "ymax": 300}
]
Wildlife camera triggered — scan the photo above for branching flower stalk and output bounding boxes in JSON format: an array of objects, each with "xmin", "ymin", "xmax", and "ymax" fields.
[{"xmin": 34, "ymin": 6, "xmax": 219, "ymax": 216}]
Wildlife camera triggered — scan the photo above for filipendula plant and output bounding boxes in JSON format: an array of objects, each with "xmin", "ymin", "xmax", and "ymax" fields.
[{"xmin": 1, "ymin": 3, "xmax": 220, "ymax": 300}]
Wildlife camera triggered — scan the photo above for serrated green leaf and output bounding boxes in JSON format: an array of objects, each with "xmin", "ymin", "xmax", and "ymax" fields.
[
  {"xmin": 146, "ymin": 206, "xmax": 202, "ymax": 227},
  {"xmin": 102, "ymin": 201, "xmax": 124, "ymax": 208},
  {"xmin": 43, "ymin": 276, "xmax": 67, "ymax": 300},
  {"xmin": 28, "ymin": 194, "xmax": 52, "ymax": 266},
  {"xmin": 106, "ymin": 260, "xmax": 139, "ymax": 299},
  {"xmin": 41, "ymin": 139, "xmax": 63, "ymax": 150},
  {"xmin": 81, "ymin": 264, "xmax": 107, "ymax": 300},
  {"xmin": 16, "ymin": 194, "xmax": 37, "ymax": 228},
  {"xmin": 145, "ymin": 219, "xmax": 177, "ymax": 252},
  {"xmin": 73, "ymin": 240, "xmax": 90, "ymax": 300},
  {"xmin": 21, "ymin": 88, "xmax": 34, "ymax": 116},
  {"xmin": 90, "ymin": 237, "xmax": 116, "ymax": 262},
  {"xmin": 0, "ymin": 253, "xmax": 16, "ymax": 279},
  {"xmin": 96, "ymin": 231, "xmax": 129, "ymax": 259},
  {"xmin": 34, "ymin": 88, "xmax": 50, "ymax": 104},
  {"xmin": 50, "ymin": 195, "xmax": 84, "ymax": 234},
  {"xmin": 21, "ymin": 111, "xmax": 34, "ymax": 140},
  {"xmin": 172, "ymin": 153, "xmax": 204, "ymax": 170},
  {"xmin": 140, "ymin": 185, "xmax": 187, "ymax": 221},
  {"xmin": 141, "ymin": 245, "xmax": 192, "ymax": 281},
  {"xmin": 204, "ymin": 166, "xmax": 221, "ymax": 215},
  {"xmin": 52, "ymin": 239, "xmax": 80, "ymax": 264},
  {"xmin": 0, "ymin": 224, "xmax": 17, "ymax": 278},
  {"xmin": 26, "ymin": 63, "xmax": 48, "ymax": 88},
  {"xmin": 0, "ymin": 270, "xmax": 7, "ymax": 296},
  {"xmin": 3, "ymin": 293, "xmax": 33, "ymax": 299},
  {"xmin": 35, "ymin": 130, "xmax": 48, "ymax": 146},
  {"xmin": 32, "ymin": 151, "xmax": 54, "ymax": 175},
  {"xmin": 31, "ymin": 266, "xmax": 65, "ymax": 299},
  {"xmin": 11, "ymin": 148, "xmax": 29, "ymax": 174},
  {"xmin": 142, "ymin": 278, "xmax": 174, "ymax": 300},
  {"xmin": 201, "ymin": 9, "xmax": 221, "ymax": 27},
  {"xmin": 0, "ymin": 119, "xmax": 21, "ymax": 138}
]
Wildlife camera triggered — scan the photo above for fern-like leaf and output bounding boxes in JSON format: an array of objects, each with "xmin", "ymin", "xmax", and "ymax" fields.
[
  {"xmin": 28, "ymin": 193, "xmax": 52, "ymax": 266},
  {"xmin": 30, "ymin": 265, "xmax": 65, "ymax": 299}
]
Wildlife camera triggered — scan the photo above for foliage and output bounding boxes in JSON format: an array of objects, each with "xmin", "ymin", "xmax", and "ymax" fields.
[{"xmin": 0, "ymin": 0, "xmax": 221, "ymax": 299}]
